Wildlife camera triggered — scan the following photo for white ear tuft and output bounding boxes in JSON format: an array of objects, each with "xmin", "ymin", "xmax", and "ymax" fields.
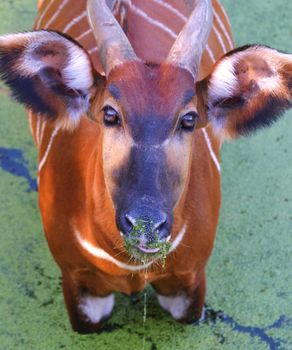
[{"xmin": 208, "ymin": 55, "xmax": 238, "ymax": 103}]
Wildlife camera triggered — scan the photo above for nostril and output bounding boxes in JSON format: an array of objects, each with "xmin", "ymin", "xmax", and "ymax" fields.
[
  {"xmin": 119, "ymin": 209, "xmax": 171, "ymax": 241},
  {"xmin": 119, "ymin": 213, "xmax": 135, "ymax": 236},
  {"xmin": 125, "ymin": 213, "xmax": 136, "ymax": 227},
  {"xmin": 152, "ymin": 213, "xmax": 167, "ymax": 231}
]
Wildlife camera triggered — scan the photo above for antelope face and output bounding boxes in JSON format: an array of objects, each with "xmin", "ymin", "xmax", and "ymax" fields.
[
  {"xmin": 85, "ymin": 0, "xmax": 212, "ymax": 259},
  {"xmin": 96, "ymin": 61, "xmax": 202, "ymax": 258}
]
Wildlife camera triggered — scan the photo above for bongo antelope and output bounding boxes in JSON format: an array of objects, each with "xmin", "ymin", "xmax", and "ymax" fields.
[{"xmin": 0, "ymin": 0, "xmax": 291, "ymax": 333}]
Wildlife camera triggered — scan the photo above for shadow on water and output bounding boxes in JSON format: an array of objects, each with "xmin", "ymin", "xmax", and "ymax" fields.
[
  {"xmin": 204, "ymin": 307, "xmax": 290, "ymax": 350},
  {"xmin": 0, "ymin": 147, "xmax": 37, "ymax": 191}
]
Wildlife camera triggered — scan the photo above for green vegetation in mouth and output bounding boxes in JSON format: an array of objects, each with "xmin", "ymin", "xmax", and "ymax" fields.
[{"xmin": 123, "ymin": 219, "xmax": 172, "ymax": 267}]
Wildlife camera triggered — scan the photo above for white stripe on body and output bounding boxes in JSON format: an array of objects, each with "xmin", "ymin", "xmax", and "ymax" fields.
[
  {"xmin": 125, "ymin": 0, "xmax": 218, "ymax": 67},
  {"xmin": 36, "ymin": 115, "xmax": 41, "ymax": 147},
  {"xmin": 206, "ymin": 44, "xmax": 216, "ymax": 63},
  {"xmin": 44, "ymin": 0, "xmax": 69, "ymax": 29},
  {"xmin": 63, "ymin": 11, "xmax": 87, "ymax": 33},
  {"xmin": 76, "ymin": 28, "xmax": 91, "ymax": 41},
  {"xmin": 38, "ymin": 126, "xmax": 60, "ymax": 173},
  {"xmin": 74, "ymin": 224, "xmax": 187, "ymax": 272},
  {"xmin": 213, "ymin": 25, "xmax": 227, "ymax": 54},
  {"xmin": 88, "ymin": 47, "xmax": 98, "ymax": 55},
  {"xmin": 213, "ymin": 8, "xmax": 233, "ymax": 49},
  {"xmin": 151, "ymin": 0, "xmax": 188, "ymax": 22},
  {"xmin": 129, "ymin": 2, "xmax": 178, "ymax": 39},
  {"xmin": 39, "ymin": 120, "xmax": 47, "ymax": 147},
  {"xmin": 217, "ymin": 0, "xmax": 231, "ymax": 28},
  {"xmin": 27, "ymin": 110, "xmax": 35, "ymax": 139},
  {"xmin": 202, "ymin": 127, "xmax": 221, "ymax": 172},
  {"xmin": 35, "ymin": 0, "xmax": 55, "ymax": 29}
]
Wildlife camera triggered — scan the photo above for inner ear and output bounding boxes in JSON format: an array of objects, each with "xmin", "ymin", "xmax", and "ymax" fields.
[
  {"xmin": 39, "ymin": 66, "xmax": 81, "ymax": 98},
  {"xmin": 213, "ymin": 95, "xmax": 246, "ymax": 109},
  {"xmin": 32, "ymin": 39, "xmax": 70, "ymax": 68}
]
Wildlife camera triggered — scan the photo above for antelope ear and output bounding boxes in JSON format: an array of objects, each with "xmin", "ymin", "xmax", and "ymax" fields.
[
  {"xmin": 196, "ymin": 45, "xmax": 292, "ymax": 140},
  {"xmin": 0, "ymin": 30, "xmax": 98, "ymax": 130}
]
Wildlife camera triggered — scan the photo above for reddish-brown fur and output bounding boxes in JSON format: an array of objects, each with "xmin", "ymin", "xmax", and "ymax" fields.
[
  {"xmin": 1, "ymin": 0, "xmax": 291, "ymax": 333},
  {"xmin": 32, "ymin": 0, "xmax": 225, "ymax": 331}
]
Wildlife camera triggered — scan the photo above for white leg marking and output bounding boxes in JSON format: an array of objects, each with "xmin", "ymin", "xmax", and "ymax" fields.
[
  {"xmin": 202, "ymin": 127, "xmax": 221, "ymax": 173},
  {"xmin": 35, "ymin": 0, "xmax": 55, "ymax": 29},
  {"xmin": 158, "ymin": 293, "xmax": 190, "ymax": 320},
  {"xmin": 199, "ymin": 306, "xmax": 206, "ymax": 322},
  {"xmin": 213, "ymin": 8, "xmax": 233, "ymax": 49},
  {"xmin": 63, "ymin": 11, "xmax": 87, "ymax": 33},
  {"xmin": 38, "ymin": 126, "xmax": 60, "ymax": 173},
  {"xmin": 79, "ymin": 294, "xmax": 115, "ymax": 324},
  {"xmin": 44, "ymin": 0, "xmax": 69, "ymax": 29}
]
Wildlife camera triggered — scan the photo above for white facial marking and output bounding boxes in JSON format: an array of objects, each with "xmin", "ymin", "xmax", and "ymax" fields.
[
  {"xmin": 157, "ymin": 293, "xmax": 190, "ymax": 320},
  {"xmin": 74, "ymin": 224, "xmax": 187, "ymax": 272},
  {"xmin": 169, "ymin": 224, "xmax": 186, "ymax": 253},
  {"xmin": 79, "ymin": 294, "xmax": 114, "ymax": 324}
]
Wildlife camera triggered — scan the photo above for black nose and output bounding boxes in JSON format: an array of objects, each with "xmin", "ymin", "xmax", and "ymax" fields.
[{"xmin": 119, "ymin": 206, "xmax": 170, "ymax": 242}]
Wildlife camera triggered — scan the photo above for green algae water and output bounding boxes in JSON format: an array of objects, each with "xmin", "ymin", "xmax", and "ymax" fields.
[{"xmin": 1, "ymin": 1, "xmax": 292, "ymax": 349}]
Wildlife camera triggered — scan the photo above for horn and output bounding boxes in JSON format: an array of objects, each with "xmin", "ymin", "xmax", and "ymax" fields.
[
  {"xmin": 87, "ymin": 0, "xmax": 138, "ymax": 76},
  {"xmin": 166, "ymin": 0, "xmax": 213, "ymax": 79}
]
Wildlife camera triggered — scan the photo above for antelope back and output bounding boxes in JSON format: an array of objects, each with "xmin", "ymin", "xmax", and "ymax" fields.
[{"xmin": 35, "ymin": 0, "xmax": 234, "ymax": 78}]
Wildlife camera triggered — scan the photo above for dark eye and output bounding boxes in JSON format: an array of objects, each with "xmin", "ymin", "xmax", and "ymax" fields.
[
  {"xmin": 103, "ymin": 106, "xmax": 121, "ymax": 126},
  {"xmin": 180, "ymin": 112, "xmax": 198, "ymax": 131}
]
